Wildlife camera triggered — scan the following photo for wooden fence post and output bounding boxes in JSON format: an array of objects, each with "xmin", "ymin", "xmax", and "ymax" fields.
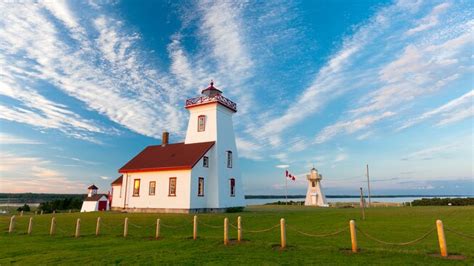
[
  {"xmin": 20, "ymin": 210, "xmax": 24, "ymax": 217},
  {"xmin": 237, "ymin": 216, "xmax": 242, "ymax": 242},
  {"xmin": 436, "ymin": 220, "xmax": 448, "ymax": 257},
  {"xmin": 193, "ymin": 215, "xmax": 198, "ymax": 240},
  {"xmin": 50, "ymin": 217, "xmax": 56, "ymax": 236},
  {"xmin": 96, "ymin": 217, "xmax": 101, "ymax": 236},
  {"xmin": 28, "ymin": 217, "xmax": 33, "ymax": 235},
  {"xmin": 280, "ymin": 218, "xmax": 286, "ymax": 249},
  {"xmin": 75, "ymin": 218, "xmax": 81, "ymax": 238},
  {"xmin": 350, "ymin": 220, "xmax": 357, "ymax": 253},
  {"xmin": 40, "ymin": 210, "xmax": 44, "ymax": 215},
  {"xmin": 8, "ymin": 216, "xmax": 15, "ymax": 233},
  {"xmin": 224, "ymin": 217, "xmax": 229, "ymax": 245},
  {"xmin": 123, "ymin": 217, "xmax": 129, "ymax": 238},
  {"xmin": 155, "ymin": 219, "xmax": 160, "ymax": 240}
]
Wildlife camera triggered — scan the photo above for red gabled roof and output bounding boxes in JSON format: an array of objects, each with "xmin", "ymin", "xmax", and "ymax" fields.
[
  {"xmin": 84, "ymin": 194, "xmax": 108, "ymax": 201},
  {"xmin": 119, "ymin": 142, "xmax": 215, "ymax": 173},
  {"xmin": 111, "ymin": 175, "xmax": 123, "ymax": 185}
]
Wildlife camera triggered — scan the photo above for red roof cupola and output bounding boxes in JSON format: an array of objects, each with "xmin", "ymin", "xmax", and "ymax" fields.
[
  {"xmin": 185, "ymin": 81, "xmax": 237, "ymax": 112},
  {"xmin": 201, "ymin": 80, "xmax": 222, "ymax": 97}
]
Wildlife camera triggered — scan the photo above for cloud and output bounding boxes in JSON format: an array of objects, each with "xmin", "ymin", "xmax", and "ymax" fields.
[
  {"xmin": 405, "ymin": 3, "xmax": 450, "ymax": 36},
  {"xmin": 399, "ymin": 90, "xmax": 474, "ymax": 130},
  {"xmin": 333, "ymin": 153, "xmax": 348, "ymax": 163},
  {"xmin": 276, "ymin": 165, "xmax": 289, "ymax": 169},
  {"xmin": 0, "ymin": 2, "xmax": 184, "ymax": 143},
  {"xmin": 0, "ymin": 152, "xmax": 85, "ymax": 193},
  {"xmin": 0, "ymin": 133, "xmax": 43, "ymax": 145},
  {"xmin": 401, "ymin": 143, "xmax": 461, "ymax": 161},
  {"xmin": 100, "ymin": 176, "xmax": 109, "ymax": 180},
  {"xmin": 315, "ymin": 112, "xmax": 395, "ymax": 143}
]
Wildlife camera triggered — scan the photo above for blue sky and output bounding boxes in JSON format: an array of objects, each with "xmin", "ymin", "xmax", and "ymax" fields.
[{"xmin": 0, "ymin": 0, "xmax": 472, "ymax": 195}]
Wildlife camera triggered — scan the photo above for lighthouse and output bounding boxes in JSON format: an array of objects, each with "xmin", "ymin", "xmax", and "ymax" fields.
[
  {"xmin": 111, "ymin": 81, "xmax": 245, "ymax": 212},
  {"xmin": 304, "ymin": 167, "xmax": 328, "ymax": 207}
]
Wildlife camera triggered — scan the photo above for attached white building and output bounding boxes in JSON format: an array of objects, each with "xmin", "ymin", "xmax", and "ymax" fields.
[
  {"xmin": 80, "ymin": 185, "xmax": 110, "ymax": 212},
  {"xmin": 111, "ymin": 82, "xmax": 246, "ymax": 213}
]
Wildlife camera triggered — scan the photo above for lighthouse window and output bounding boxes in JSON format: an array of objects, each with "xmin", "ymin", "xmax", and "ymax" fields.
[
  {"xmin": 133, "ymin": 179, "xmax": 140, "ymax": 197},
  {"xmin": 198, "ymin": 177, "xmax": 204, "ymax": 196},
  {"xmin": 169, "ymin": 177, "xmax": 177, "ymax": 196},
  {"xmin": 312, "ymin": 181, "xmax": 316, "ymax": 187},
  {"xmin": 149, "ymin": 181, "xmax": 156, "ymax": 196},
  {"xmin": 230, "ymin": 178, "xmax": 235, "ymax": 197},
  {"xmin": 203, "ymin": 156, "xmax": 209, "ymax": 167},
  {"xmin": 198, "ymin": 115, "xmax": 206, "ymax": 132},
  {"xmin": 227, "ymin": 151, "xmax": 232, "ymax": 168}
]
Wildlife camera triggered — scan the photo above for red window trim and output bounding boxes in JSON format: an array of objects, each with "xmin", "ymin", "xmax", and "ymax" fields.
[
  {"xmin": 149, "ymin": 181, "xmax": 156, "ymax": 196},
  {"xmin": 133, "ymin": 179, "xmax": 140, "ymax": 197},
  {"xmin": 198, "ymin": 177, "xmax": 204, "ymax": 197},
  {"xmin": 168, "ymin": 177, "xmax": 177, "ymax": 197},
  {"xmin": 197, "ymin": 115, "xmax": 206, "ymax": 132}
]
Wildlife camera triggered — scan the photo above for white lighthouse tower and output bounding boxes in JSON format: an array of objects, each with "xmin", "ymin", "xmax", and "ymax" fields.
[
  {"xmin": 304, "ymin": 167, "xmax": 328, "ymax": 207},
  {"xmin": 184, "ymin": 81, "xmax": 246, "ymax": 209}
]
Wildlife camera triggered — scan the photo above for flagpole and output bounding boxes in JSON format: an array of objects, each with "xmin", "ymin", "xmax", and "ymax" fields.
[{"xmin": 285, "ymin": 171, "xmax": 288, "ymax": 205}]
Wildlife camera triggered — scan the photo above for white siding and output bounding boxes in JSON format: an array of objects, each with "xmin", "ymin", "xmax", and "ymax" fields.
[{"xmin": 121, "ymin": 169, "xmax": 192, "ymax": 209}]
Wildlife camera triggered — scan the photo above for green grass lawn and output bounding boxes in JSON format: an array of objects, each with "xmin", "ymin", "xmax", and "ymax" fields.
[{"xmin": 1, "ymin": 206, "xmax": 473, "ymax": 265}]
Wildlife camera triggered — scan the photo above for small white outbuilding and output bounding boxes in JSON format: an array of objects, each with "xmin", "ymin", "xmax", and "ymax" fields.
[{"xmin": 80, "ymin": 184, "xmax": 110, "ymax": 212}]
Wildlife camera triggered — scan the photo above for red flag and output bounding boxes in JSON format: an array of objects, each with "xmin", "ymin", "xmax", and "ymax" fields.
[
  {"xmin": 285, "ymin": 170, "xmax": 288, "ymax": 177},
  {"xmin": 292, "ymin": 177, "xmax": 295, "ymax": 181},
  {"xmin": 288, "ymin": 174, "xmax": 292, "ymax": 179}
]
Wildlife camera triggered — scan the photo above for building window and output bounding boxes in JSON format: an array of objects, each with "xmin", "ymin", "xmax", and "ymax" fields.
[
  {"xmin": 149, "ymin": 181, "xmax": 156, "ymax": 195},
  {"xmin": 227, "ymin": 151, "xmax": 232, "ymax": 168},
  {"xmin": 169, "ymin": 177, "xmax": 177, "ymax": 196},
  {"xmin": 198, "ymin": 177, "xmax": 204, "ymax": 196},
  {"xmin": 203, "ymin": 156, "xmax": 209, "ymax": 168},
  {"xmin": 133, "ymin": 179, "xmax": 140, "ymax": 197},
  {"xmin": 198, "ymin": 115, "xmax": 206, "ymax": 132},
  {"xmin": 230, "ymin": 178, "xmax": 235, "ymax": 197},
  {"xmin": 312, "ymin": 181, "xmax": 316, "ymax": 188}
]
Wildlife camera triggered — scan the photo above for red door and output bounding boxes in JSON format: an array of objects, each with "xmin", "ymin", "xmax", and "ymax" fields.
[{"xmin": 98, "ymin": 201, "xmax": 107, "ymax": 211}]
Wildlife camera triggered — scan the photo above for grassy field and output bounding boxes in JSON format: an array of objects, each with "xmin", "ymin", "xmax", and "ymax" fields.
[{"xmin": 1, "ymin": 206, "xmax": 473, "ymax": 265}]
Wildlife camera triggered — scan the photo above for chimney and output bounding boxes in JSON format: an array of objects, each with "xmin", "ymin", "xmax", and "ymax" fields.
[{"xmin": 162, "ymin": 131, "xmax": 169, "ymax": 147}]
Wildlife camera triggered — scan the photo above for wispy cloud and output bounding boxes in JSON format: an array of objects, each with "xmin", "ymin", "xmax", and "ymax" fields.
[
  {"xmin": 0, "ymin": 2, "xmax": 184, "ymax": 143},
  {"xmin": 315, "ymin": 112, "xmax": 395, "ymax": 143},
  {"xmin": 0, "ymin": 152, "xmax": 85, "ymax": 193},
  {"xmin": 405, "ymin": 2, "xmax": 450, "ymax": 36},
  {"xmin": 399, "ymin": 90, "xmax": 474, "ymax": 130},
  {"xmin": 401, "ymin": 143, "xmax": 461, "ymax": 161},
  {"xmin": 0, "ymin": 133, "xmax": 43, "ymax": 145}
]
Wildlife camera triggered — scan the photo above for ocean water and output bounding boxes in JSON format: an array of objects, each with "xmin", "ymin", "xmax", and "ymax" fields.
[{"xmin": 244, "ymin": 196, "xmax": 468, "ymax": 205}]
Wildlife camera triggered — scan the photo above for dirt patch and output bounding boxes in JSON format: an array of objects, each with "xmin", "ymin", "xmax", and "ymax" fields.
[
  {"xmin": 339, "ymin": 248, "xmax": 360, "ymax": 254},
  {"xmin": 271, "ymin": 244, "xmax": 296, "ymax": 252},
  {"xmin": 428, "ymin": 253, "xmax": 466, "ymax": 260}
]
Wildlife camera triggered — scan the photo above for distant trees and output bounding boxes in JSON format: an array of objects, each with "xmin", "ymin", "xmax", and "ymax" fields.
[
  {"xmin": 17, "ymin": 204, "xmax": 31, "ymax": 212},
  {"xmin": 411, "ymin": 197, "xmax": 474, "ymax": 206},
  {"xmin": 38, "ymin": 197, "xmax": 83, "ymax": 213}
]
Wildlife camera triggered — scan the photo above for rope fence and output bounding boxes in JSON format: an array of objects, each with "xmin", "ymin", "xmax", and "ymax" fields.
[
  {"xmin": 3, "ymin": 215, "xmax": 473, "ymax": 258},
  {"xmin": 287, "ymin": 225, "xmax": 347, "ymax": 237},
  {"xmin": 356, "ymin": 226, "xmax": 435, "ymax": 246}
]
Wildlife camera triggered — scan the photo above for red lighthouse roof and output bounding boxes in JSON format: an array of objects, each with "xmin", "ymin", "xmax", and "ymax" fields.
[{"xmin": 201, "ymin": 81, "xmax": 222, "ymax": 96}]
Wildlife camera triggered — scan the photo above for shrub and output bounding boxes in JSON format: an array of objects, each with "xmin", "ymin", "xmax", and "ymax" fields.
[
  {"xmin": 411, "ymin": 197, "xmax": 474, "ymax": 206},
  {"xmin": 17, "ymin": 204, "xmax": 31, "ymax": 212},
  {"xmin": 226, "ymin": 207, "xmax": 244, "ymax": 213}
]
